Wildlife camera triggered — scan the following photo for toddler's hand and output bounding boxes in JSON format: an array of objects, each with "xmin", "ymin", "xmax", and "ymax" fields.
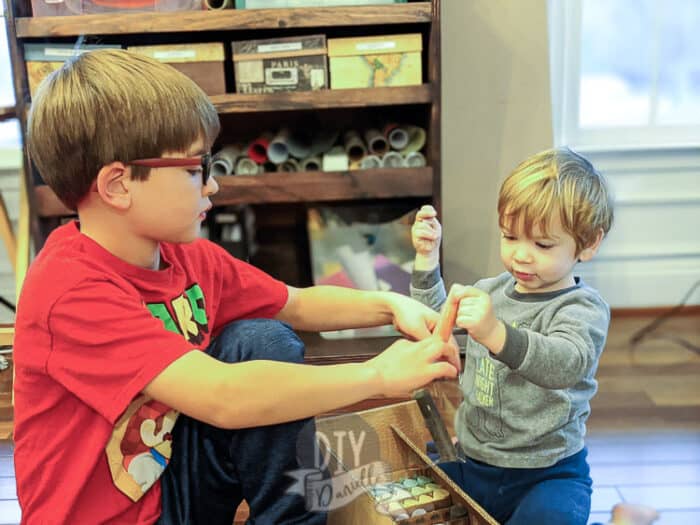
[
  {"xmin": 452, "ymin": 285, "xmax": 505, "ymax": 353},
  {"xmin": 412, "ymin": 205, "xmax": 442, "ymax": 267}
]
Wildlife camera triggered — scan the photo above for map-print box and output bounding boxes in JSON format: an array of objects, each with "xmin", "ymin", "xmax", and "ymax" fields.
[{"xmin": 327, "ymin": 33, "xmax": 422, "ymax": 89}]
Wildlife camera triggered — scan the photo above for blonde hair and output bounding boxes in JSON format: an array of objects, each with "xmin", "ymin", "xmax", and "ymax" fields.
[
  {"xmin": 497, "ymin": 147, "xmax": 614, "ymax": 254},
  {"xmin": 28, "ymin": 49, "xmax": 220, "ymax": 210}
]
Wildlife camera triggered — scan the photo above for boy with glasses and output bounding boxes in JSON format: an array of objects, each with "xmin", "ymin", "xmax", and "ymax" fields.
[{"xmin": 13, "ymin": 49, "xmax": 459, "ymax": 524}]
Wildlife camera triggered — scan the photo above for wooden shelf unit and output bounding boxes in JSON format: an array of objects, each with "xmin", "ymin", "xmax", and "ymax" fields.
[
  {"xmin": 14, "ymin": 3, "xmax": 432, "ymax": 37},
  {"xmin": 5, "ymin": 0, "xmax": 442, "ymax": 292}
]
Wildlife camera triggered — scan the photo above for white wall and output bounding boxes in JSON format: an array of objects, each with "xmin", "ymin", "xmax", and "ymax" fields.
[
  {"xmin": 576, "ymin": 148, "xmax": 700, "ymax": 308},
  {"xmin": 441, "ymin": 0, "xmax": 553, "ymax": 282}
]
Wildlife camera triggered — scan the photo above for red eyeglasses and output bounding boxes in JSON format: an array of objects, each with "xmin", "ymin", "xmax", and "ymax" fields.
[{"xmin": 128, "ymin": 153, "xmax": 212, "ymax": 186}]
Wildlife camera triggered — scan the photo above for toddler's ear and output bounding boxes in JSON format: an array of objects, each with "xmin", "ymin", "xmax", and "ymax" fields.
[{"xmin": 578, "ymin": 228, "xmax": 605, "ymax": 262}]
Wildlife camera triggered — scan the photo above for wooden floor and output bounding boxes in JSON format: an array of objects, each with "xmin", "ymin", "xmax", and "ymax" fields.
[{"xmin": 0, "ymin": 311, "xmax": 698, "ymax": 524}]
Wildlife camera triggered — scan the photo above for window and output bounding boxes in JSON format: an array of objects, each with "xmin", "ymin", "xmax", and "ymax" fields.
[
  {"xmin": 549, "ymin": 0, "xmax": 700, "ymax": 149},
  {"xmin": 0, "ymin": 2, "xmax": 21, "ymax": 153}
]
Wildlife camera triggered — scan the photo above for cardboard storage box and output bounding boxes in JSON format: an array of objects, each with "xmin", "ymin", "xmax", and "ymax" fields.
[
  {"xmin": 25, "ymin": 43, "xmax": 122, "ymax": 97},
  {"xmin": 327, "ymin": 33, "xmax": 422, "ymax": 89},
  {"xmin": 31, "ymin": 0, "xmax": 203, "ymax": 17},
  {"xmin": 127, "ymin": 43, "xmax": 225, "ymax": 96},
  {"xmin": 314, "ymin": 401, "xmax": 498, "ymax": 524},
  {"xmin": 232, "ymin": 35, "xmax": 328, "ymax": 94}
]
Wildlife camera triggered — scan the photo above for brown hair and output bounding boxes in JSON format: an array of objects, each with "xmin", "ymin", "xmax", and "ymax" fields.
[
  {"xmin": 497, "ymin": 147, "xmax": 614, "ymax": 254},
  {"xmin": 28, "ymin": 49, "xmax": 220, "ymax": 210}
]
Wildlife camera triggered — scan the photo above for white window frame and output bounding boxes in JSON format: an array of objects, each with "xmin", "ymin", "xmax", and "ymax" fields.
[{"xmin": 548, "ymin": 0, "xmax": 700, "ymax": 152}]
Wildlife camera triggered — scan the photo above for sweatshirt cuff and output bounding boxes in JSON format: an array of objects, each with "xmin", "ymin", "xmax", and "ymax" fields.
[
  {"xmin": 494, "ymin": 323, "xmax": 528, "ymax": 369},
  {"xmin": 411, "ymin": 265, "xmax": 442, "ymax": 289}
]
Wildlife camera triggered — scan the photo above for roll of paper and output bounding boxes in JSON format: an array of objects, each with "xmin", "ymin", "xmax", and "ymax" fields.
[
  {"xmin": 247, "ymin": 133, "xmax": 272, "ymax": 164},
  {"xmin": 360, "ymin": 154, "xmax": 382, "ymax": 169},
  {"xmin": 277, "ymin": 158, "xmax": 300, "ymax": 173},
  {"xmin": 301, "ymin": 156, "xmax": 322, "ymax": 172},
  {"xmin": 404, "ymin": 151, "xmax": 427, "ymax": 168},
  {"xmin": 309, "ymin": 129, "xmax": 340, "ymax": 157},
  {"xmin": 384, "ymin": 123, "xmax": 409, "ymax": 150},
  {"xmin": 322, "ymin": 146, "xmax": 349, "ymax": 172},
  {"xmin": 364, "ymin": 128, "xmax": 388, "ymax": 156},
  {"xmin": 267, "ymin": 128, "xmax": 291, "ymax": 164},
  {"xmin": 343, "ymin": 130, "xmax": 367, "ymax": 162},
  {"xmin": 204, "ymin": 0, "xmax": 231, "ymax": 9},
  {"xmin": 211, "ymin": 144, "xmax": 243, "ymax": 177},
  {"xmin": 235, "ymin": 157, "xmax": 260, "ymax": 175},
  {"xmin": 287, "ymin": 129, "xmax": 313, "ymax": 159},
  {"xmin": 400, "ymin": 125, "xmax": 427, "ymax": 154},
  {"xmin": 382, "ymin": 151, "xmax": 404, "ymax": 168}
]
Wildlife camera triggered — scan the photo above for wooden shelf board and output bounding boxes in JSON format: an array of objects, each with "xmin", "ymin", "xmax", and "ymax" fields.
[
  {"xmin": 211, "ymin": 84, "xmax": 433, "ymax": 113},
  {"xmin": 16, "ymin": 3, "xmax": 431, "ymax": 38},
  {"xmin": 212, "ymin": 167, "xmax": 432, "ymax": 205},
  {"xmin": 34, "ymin": 167, "xmax": 432, "ymax": 216}
]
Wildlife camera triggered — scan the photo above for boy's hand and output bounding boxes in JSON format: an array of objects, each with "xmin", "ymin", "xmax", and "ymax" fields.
[
  {"xmin": 369, "ymin": 337, "xmax": 459, "ymax": 397},
  {"xmin": 451, "ymin": 285, "xmax": 506, "ymax": 354},
  {"xmin": 412, "ymin": 205, "xmax": 442, "ymax": 271},
  {"xmin": 387, "ymin": 293, "xmax": 440, "ymax": 341}
]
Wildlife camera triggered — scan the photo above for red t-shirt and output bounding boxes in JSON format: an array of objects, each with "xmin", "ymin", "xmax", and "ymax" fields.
[{"xmin": 13, "ymin": 221, "xmax": 288, "ymax": 524}]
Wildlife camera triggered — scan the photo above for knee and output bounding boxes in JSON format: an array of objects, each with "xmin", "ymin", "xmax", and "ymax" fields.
[{"xmin": 212, "ymin": 319, "xmax": 305, "ymax": 364}]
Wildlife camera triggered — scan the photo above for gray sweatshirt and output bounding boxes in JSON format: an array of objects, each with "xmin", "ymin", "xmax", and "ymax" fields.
[{"xmin": 411, "ymin": 268, "xmax": 610, "ymax": 468}]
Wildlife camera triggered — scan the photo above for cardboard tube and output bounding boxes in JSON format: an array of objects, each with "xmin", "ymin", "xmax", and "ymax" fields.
[
  {"xmin": 308, "ymin": 129, "xmax": 340, "ymax": 156},
  {"xmin": 301, "ymin": 156, "xmax": 322, "ymax": 171},
  {"xmin": 343, "ymin": 130, "xmax": 367, "ymax": 162},
  {"xmin": 235, "ymin": 157, "xmax": 260, "ymax": 175},
  {"xmin": 404, "ymin": 151, "xmax": 426, "ymax": 168},
  {"xmin": 386, "ymin": 124, "xmax": 409, "ymax": 150},
  {"xmin": 277, "ymin": 158, "xmax": 300, "ymax": 173},
  {"xmin": 364, "ymin": 128, "xmax": 388, "ymax": 156},
  {"xmin": 360, "ymin": 154, "xmax": 382, "ymax": 169},
  {"xmin": 400, "ymin": 125, "xmax": 427, "ymax": 154},
  {"xmin": 287, "ymin": 129, "xmax": 313, "ymax": 159},
  {"xmin": 267, "ymin": 128, "xmax": 290, "ymax": 164},
  {"xmin": 382, "ymin": 151, "xmax": 404, "ymax": 168},
  {"xmin": 211, "ymin": 144, "xmax": 243, "ymax": 177},
  {"xmin": 205, "ymin": 0, "xmax": 231, "ymax": 9},
  {"xmin": 247, "ymin": 133, "xmax": 272, "ymax": 164}
]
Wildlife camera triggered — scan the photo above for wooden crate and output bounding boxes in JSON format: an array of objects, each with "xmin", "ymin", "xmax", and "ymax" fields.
[{"xmin": 317, "ymin": 400, "xmax": 498, "ymax": 524}]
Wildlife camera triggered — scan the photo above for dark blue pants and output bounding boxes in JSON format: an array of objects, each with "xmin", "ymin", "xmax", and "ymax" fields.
[
  {"xmin": 439, "ymin": 447, "xmax": 592, "ymax": 525},
  {"xmin": 157, "ymin": 319, "xmax": 328, "ymax": 525}
]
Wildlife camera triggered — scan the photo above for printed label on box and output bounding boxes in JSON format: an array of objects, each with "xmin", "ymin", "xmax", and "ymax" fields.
[
  {"xmin": 265, "ymin": 67, "xmax": 298, "ymax": 86},
  {"xmin": 356, "ymin": 42, "xmax": 396, "ymax": 52},
  {"xmin": 154, "ymin": 50, "xmax": 197, "ymax": 60},
  {"xmin": 258, "ymin": 42, "xmax": 303, "ymax": 53}
]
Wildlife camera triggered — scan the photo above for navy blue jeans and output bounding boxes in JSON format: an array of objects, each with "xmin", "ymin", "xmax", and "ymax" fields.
[
  {"xmin": 439, "ymin": 447, "xmax": 592, "ymax": 525},
  {"xmin": 157, "ymin": 319, "xmax": 328, "ymax": 525}
]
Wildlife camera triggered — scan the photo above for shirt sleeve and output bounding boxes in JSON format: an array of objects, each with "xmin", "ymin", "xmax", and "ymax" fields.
[
  {"xmin": 210, "ymin": 242, "xmax": 289, "ymax": 331},
  {"xmin": 47, "ymin": 279, "xmax": 194, "ymax": 424},
  {"xmin": 493, "ymin": 292, "xmax": 610, "ymax": 389},
  {"xmin": 409, "ymin": 265, "xmax": 447, "ymax": 312}
]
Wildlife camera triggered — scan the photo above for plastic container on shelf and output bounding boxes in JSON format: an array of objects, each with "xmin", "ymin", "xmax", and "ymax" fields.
[{"xmin": 31, "ymin": 0, "xmax": 204, "ymax": 17}]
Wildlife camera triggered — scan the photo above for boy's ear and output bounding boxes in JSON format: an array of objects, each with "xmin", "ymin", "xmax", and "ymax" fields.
[
  {"xmin": 578, "ymin": 228, "xmax": 605, "ymax": 262},
  {"xmin": 94, "ymin": 161, "xmax": 131, "ymax": 210}
]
